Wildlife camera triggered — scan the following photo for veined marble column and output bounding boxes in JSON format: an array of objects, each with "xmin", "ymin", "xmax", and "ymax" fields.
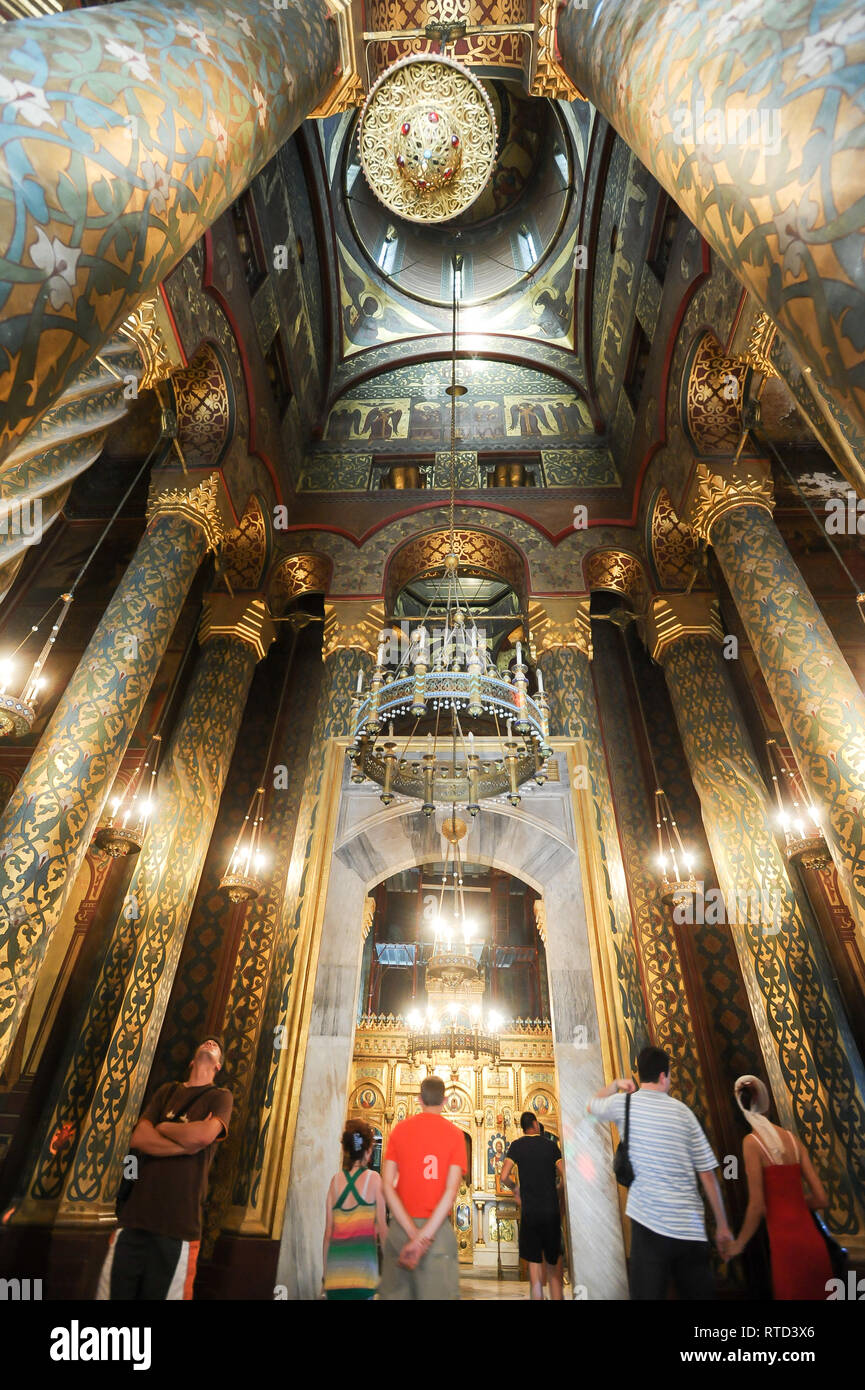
[
  {"xmin": 557, "ymin": 0, "xmax": 865, "ymax": 441},
  {"xmin": 237, "ymin": 599, "xmax": 380, "ymax": 1234},
  {"xmin": 684, "ymin": 459, "xmax": 865, "ymax": 960},
  {"xmin": 0, "ymin": 471, "xmax": 226, "ymax": 1071},
  {"xmin": 43, "ymin": 593, "xmax": 274, "ymax": 1222},
  {"xmin": 647, "ymin": 595, "xmax": 865, "ymax": 1233},
  {"xmin": 533, "ymin": 599, "xmax": 647, "ymax": 1073},
  {"xmin": 0, "ymin": 0, "xmax": 344, "ymax": 464}
]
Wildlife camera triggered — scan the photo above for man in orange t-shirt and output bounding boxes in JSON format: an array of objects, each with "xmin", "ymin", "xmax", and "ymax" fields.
[{"xmin": 379, "ymin": 1075, "xmax": 467, "ymax": 1300}]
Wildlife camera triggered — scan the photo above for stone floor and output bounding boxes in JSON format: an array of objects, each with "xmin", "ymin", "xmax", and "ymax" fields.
[{"xmin": 459, "ymin": 1268, "xmax": 532, "ymax": 1300}]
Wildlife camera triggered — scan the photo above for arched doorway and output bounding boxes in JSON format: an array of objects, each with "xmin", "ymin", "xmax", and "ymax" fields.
[{"xmin": 275, "ymin": 754, "xmax": 627, "ymax": 1299}]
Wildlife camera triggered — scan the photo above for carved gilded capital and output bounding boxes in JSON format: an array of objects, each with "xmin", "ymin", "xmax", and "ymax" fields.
[
  {"xmin": 743, "ymin": 312, "xmax": 779, "ymax": 380},
  {"xmin": 643, "ymin": 594, "xmax": 723, "ymax": 664},
  {"xmin": 530, "ymin": 598, "xmax": 592, "ymax": 660},
  {"xmin": 309, "ymin": 0, "xmax": 365, "ymax": 116},
  {"xmin": 146, "ymin": 470, "xmax": 229, "ymax": 553},
  {"xmin": 199, "ymin": 594, "xmax": 275, "ymax": 660},
  {"xmin": 530, "ymin": 0, "xmax": 585, "ymax": 99},
  {"xmin": 118, "ymin": 294, "xmax": 182, "ymax": 392},
  {"xmin": 361, "ymin": 896, "xmax": 376, "ymax": 940},
  {"xmin": 322, "ymin": 600, "xmax": 385, "ymax": 661},
  {"xmin": 533, "ymin": 899, "xmax": 547, "ymax": 946},
  {"xmin": 683, "ymin": 460, "xmax": 774, "ymax": 544}
]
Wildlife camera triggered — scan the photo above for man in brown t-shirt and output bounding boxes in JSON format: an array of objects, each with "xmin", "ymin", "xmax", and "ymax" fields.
[{"xmin": 96, "ymin": 1035, "xmax": 232, "ymax": 1300}]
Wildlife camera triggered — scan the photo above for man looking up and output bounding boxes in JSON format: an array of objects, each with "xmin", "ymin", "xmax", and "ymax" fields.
[
  {"xmin": 379, "ymin": 1074, "xmax": 467, "ymax": 1300},
  {"xmin": 500, "ymin": 1112, "xmax": 564, "ymax": 1300},
  {"xmin": 587, "ymin": 1045, "xmax": 732, "ymax": 1299},
  {"xmin": 96, "ymin": 1035, "xmax": 232, "ymax": 1300}
]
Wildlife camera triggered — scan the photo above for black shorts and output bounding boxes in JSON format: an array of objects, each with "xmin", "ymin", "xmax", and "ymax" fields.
[{"xmin": 518, "ymin": 1210, "xmax": 562, "ymax": 1264}]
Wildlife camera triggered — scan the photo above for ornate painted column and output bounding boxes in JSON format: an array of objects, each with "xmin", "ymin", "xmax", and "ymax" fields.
[
  {"xmin": 234, "ymin": 598, "xmax": 380, "ymax": 1236},
  {"xmin": 0, "ymin": 0, "xmax": 345, "ymax": 464},
  {"xmin": 0, "ymin": 471, "xmax": 226, "ymax": 1071},
  {"xmin": 683, "ymin": 458, "xmax": 865, "ymax": 960},
  {"xmin": 646, "ymin": 594, "xmax": 865, "ymax": 1236},
  {"xmin": 0, "ymin": 296, "xmax": 180, "ymax": 603},
  {"xmin": 557, "ymin": 0, "xmax": 865, "ymax": 441},
  {"xmin": 38, "ymin": 593, "xmax": 274, "ymax": 1223},
  {"xmin": 590, "ymin": 616, "xmax": 709, "ymax": 1132},
  {"xmin": 532, "ymin": 598, "xmax": 647, "ymax": 1073}
]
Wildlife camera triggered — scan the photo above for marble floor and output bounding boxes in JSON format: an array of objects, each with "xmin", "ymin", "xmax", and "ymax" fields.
[{"xmin": 459, "ymin": 1267, "xmax": 541, "ymax": 1300}]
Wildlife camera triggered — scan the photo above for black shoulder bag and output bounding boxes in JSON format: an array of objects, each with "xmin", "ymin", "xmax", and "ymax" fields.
[
  {"xmin": 612, "ymin": 1090, "xmax": 635, "ymax": 1188},
  {"xmin": 115, "ymin": 1084, "xmax": 217, "ymax": 1217}
]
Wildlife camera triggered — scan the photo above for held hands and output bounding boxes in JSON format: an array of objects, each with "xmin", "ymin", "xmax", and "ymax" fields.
[
  {"xmin": 715, "ymin": 1226, "xmax": 735, "ymax": 1261},
  {"xmin": 398, "ymin": 1232, "xmax": 432, "ymax": 1270}
]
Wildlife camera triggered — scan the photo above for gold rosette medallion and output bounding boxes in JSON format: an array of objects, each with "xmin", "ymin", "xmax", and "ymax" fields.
[{"xmin": 358, "ymin": 54, "xmax": 497, "ymax": 224}]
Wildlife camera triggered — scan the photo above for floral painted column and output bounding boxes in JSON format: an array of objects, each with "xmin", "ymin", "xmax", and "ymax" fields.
[
  {"xmin": 0, "ymin": 0, "xmax": 343, "ymax": 464},
  {"xmin": 647, "ymin": 594, "xmax": 865, "ymax": 1236},
  {"xmin": 48, "ymin": 593, "xmax": 274, "ymax": 1223},
  {"xmin": 532, "ymin": 598, "xmax": 648, "ymax": 1073},
  {"xmin": 557, "ymin": 0, "xmax": 865, "ymax": 441},
  {"xmin": 684, "ymin": 459, "xmax": 865, "ymax": 960},
  {"xmin": 0, "ymin": 472, "xmax": 225, "ymax": 1071}
]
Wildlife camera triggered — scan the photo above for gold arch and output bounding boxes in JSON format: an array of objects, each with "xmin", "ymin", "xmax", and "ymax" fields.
[
  {"xmin": 384, "ymin": 527, "xmax": 527, "ymax": 611},
  {"xmin": 582, "ymin": 548, "xmax": 650, "ymax": 612}
]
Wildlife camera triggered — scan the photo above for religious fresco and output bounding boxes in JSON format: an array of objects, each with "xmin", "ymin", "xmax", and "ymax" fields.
[{"xmin": 323, "ymin": 360, "xmax": 593, "ymax": 448}]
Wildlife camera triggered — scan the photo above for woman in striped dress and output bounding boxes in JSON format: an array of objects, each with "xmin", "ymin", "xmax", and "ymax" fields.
[{"xmin": 322, "ymin": 1121, "xmax": 387, "ymax": 1301}]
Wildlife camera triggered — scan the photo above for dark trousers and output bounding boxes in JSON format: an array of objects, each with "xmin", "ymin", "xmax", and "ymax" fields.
[
  {"xmin": 629, "ymin": 1220, "xmax": 716, "ymax": 1300},
  {"xmin": 101, "ymin": 1228, "xmax": 191, "ymax": 1300}
]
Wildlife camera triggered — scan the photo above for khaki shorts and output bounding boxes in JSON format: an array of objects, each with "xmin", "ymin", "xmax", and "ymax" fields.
[{"xmin": 378, "ymin": 1219, "xmax": 459, "ymax": 1301}]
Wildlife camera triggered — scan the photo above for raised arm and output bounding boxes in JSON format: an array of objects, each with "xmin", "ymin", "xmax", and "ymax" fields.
[
  {"xmin": 727, "ymin": 1138, "xmax": 765, "ymax": 1258},
  {"xmin": 587, "ymin": 1077, "xmax": 635, "ymax": 1109},
  {"xmin": 499, "ymin": 1157, "xmax": 518, "ymax": 1198}
]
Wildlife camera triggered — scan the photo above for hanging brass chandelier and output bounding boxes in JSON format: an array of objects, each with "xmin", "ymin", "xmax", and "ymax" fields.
[
  {"xmin": 92, "ymin": 733, "xmax": 162, "ymax": 858},
  {"xmin": 220, "ymin": 783, "xmax": 267, "ymax": 903},
  {"xmin": 406, "ymin": 814, "xmax": 501, "ymax": 1064},
  {"xmin": 766, "ymin": 738, "xmax": 831, "ymax": 870},
  {"xmin": 349, "ymin": 263, "xmax": 551, "ymax": 816}
]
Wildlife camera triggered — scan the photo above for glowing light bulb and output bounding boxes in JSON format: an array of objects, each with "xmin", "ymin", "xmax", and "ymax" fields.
[
  {"xmin": 657, "ymin": 854, "xmax": 667, "ymax": 872},
  {"xmin": 488, "ymin": 1010, "xmax": 502, "ymax": 1031},
  {"xmin": 407, "ymin": 1010, "xmax": 421, "ymax": 1028}
]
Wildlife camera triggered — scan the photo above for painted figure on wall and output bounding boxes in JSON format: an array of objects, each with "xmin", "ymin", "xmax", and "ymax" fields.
[
  {"xmin": 364, "ymin": 405, "xmax": 403, "ymax": 439},
  {"xmin": 357, "ymin": 1087, "xmax": 377, "ymax": 1109},
  {"xmin": 487, "ymin": 1134, "xmax": 506, "ymax": 1174},
  {"xmin": 509, "ymin": 401, "xmax": 550, "ymax": 435},
  {"xmin": 531, "ymin": 1093, "xmax": 551, "ymax": 1116},
  {"xmin": 409, "ymin": 401, "xmax": 441, "ymax": 441}
]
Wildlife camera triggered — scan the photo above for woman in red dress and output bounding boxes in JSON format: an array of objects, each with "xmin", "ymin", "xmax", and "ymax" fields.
[{"xmin": 726, "ymin": 1075, "xmax": 832, "ymax": 1299}]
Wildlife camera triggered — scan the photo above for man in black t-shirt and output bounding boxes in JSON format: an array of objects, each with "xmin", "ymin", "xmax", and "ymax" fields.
[{"xmin": 500, "ymin": 1111, "xmax": 564, "ymax": 1300}]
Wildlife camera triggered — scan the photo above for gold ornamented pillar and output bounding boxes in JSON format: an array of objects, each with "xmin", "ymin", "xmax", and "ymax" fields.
[
  {"xmin": 532, "ymin": 598, "xmax": 647, "ymax": 1074},
  {"xmin": 646, "ymin": 594, "xmax": 865, "ymax": 1235},
  {"xmin": 557, "ymin": 0, "xmax": 865, "ymax": 440},
  {"xmin": 0, "ymin": 471, "xmax": 226, "ymax": 1071},
  {"xmin": 0, "ymin": 0, "xmax": 343, "ymax": 464},
  {"xmin": 684, "ymin": 459, "xmax": 865, "ymax": 960},
  {"xmin": 236, "ymin": 599, "xmax": 381, "ymax": 1235},
  {"xmin": 41, "ymin": 593, "xmax": 274, "ymax": 1223}
]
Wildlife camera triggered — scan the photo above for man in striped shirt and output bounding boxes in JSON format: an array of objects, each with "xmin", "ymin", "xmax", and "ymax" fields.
[{"xmin": 588, "ymin": 1045, "xmax": 732, "ymax": 1299}]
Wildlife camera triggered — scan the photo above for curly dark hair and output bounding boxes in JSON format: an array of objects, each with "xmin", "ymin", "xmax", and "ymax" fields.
[{"xmin": 341, "ymin": 1120, "xmax": 374, "ymax": 1167}]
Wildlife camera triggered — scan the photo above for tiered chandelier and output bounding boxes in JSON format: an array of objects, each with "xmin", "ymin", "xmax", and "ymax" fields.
[{"xmin": 349, "ymin": 262, "xmax": 552, "ymax": 816}]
